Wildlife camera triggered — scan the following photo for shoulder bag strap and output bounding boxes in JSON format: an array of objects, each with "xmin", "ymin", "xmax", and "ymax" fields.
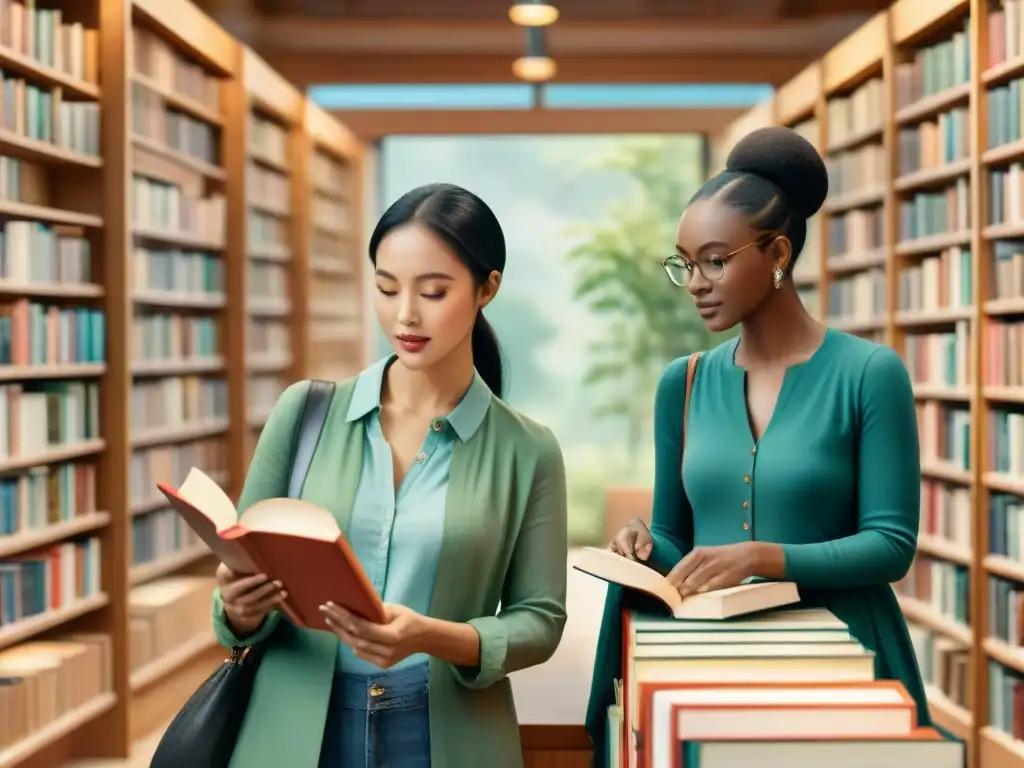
[
  {"xmin": 682, "ymin": 352, "xmax": 702, "ymax": 455},
  {"xmin": 287, "ymin": 379, "xmax": 337, "ymax": 499}
]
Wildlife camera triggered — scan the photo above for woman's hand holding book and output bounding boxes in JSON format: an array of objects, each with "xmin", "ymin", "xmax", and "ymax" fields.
[
  {"xmin": 217, "ymin": 563, "xmax": 288, "ymax": 637},
  {"xmin": 608, "ymin": 517, "xmax": 654, "ymax": 562}
]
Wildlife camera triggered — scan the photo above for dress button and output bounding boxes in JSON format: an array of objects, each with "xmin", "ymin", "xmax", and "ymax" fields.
[
  {"xmin": 750, "ymin": 447, "xmax": 756, "ymax": 455},
  {"xmin": 742, "ymin": 501, "xmax": 749, "ymax": 509},
  {"xmin": 743, "ymin": 475, "xmax": 750, "ymax": 484},
  {"xmin": 369, "ymin": 684, "xmax": 385, "ymax": 697},
  {"xmin": 415, "ymin": 452, "xmax": 426, "ymax": 463},
  {"xmin": 742, "ymin": 523, "xmax": 749, "ymax": 531},
  {"xmin": 432, "ymin": 419, "xmax": 444, "ymax": 432}
]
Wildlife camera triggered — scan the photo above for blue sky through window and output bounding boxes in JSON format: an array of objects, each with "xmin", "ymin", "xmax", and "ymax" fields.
[
  {"xmin": 544, "ymin": 83, "xmax": 774, "ymax": 108},
  {"xmin": 307, "ymin": 83, "xmax": 774, "ymax": 110}
]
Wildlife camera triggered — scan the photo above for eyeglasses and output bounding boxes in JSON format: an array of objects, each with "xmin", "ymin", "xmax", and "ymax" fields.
[{"xmin": 661, "ymin": 235, "xmax": 777, "ymax": 287}]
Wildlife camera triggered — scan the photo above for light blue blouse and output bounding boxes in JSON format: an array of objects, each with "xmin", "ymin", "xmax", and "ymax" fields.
[{"xmin": 337, "ymin": 354, "xmax": 493, "ymax": 673}]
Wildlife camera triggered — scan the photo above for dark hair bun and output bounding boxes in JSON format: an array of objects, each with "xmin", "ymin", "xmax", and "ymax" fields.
[{"xmin": 725, "ymin": 126, "xmax": 829, "ymax": 218}]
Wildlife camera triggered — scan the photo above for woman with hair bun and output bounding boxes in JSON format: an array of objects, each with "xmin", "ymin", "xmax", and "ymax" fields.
[
  {"xmin": 211, "ymin": 182, "xmax": 568, "ymax": 767},
  {"xmin": 587, "ymin": 126, "xmax": 931, "ymax": 762}
]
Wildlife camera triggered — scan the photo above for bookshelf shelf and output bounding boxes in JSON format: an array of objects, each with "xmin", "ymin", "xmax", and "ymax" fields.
[
  {"xmin": 0, "ymin": 439, "xmax": 106, "ymax": 473},
  {"xmin": 0, "ymin": 44, "xmax": 99, "ymax": 98},
  {"xmin": 894, "ymin": 82, "xmax": 972, "ymax": 124},
  {"xmin": 827, "ymin": 124, "xmax": 884, "ymax": 153},
  {"xmin": 0, "ymin": 593, "xmax": 109, "ymax": 652},
  {"xmin": 928, "ymin": 684, "xmax": 974, "ymax": 739},
  {"xmin": 0, "ymin": 693, "xmax": 117, "ymax": 768},
  {"xmin": 0, "ymin": 130, "xmax": 102, "ymax": 168},
  {"xmin": 0, "ymin": 512, "xmax": 111, "ymax": 559},
  {"xmin": 983, "ymin": 726, "xmax": 1024, "ymax": 768},
  {"xmin": 984, "ymin": 553, "xmax": 1024, "ymax": 582},
  {"xmin": 0, "ymin": 199, "xmax": 103, "ymax": 226},
  {"xmin": 128, "ymin": 544, "xmax": 211, "ymax": 585},
  {"xmin": 894, "ymin": 157, "xmax": 972, "ymax": 190},
  {"xmin": 0, "ymin": 0, "xmax": 367, "ymax": 763},
  {"xmin": 985, "ymin": 637, "xmax": 1024, "ymax": 673},
  {"xmin": 897, "ymin": 594, "xmax": 973, "ymax": 645},
  {"xmin": 983, "ymin": 56, "xmax": 1024, "ymax": 84},
  {"xmin": 917, "ymin": 532, "xmax": 973, "ymax": 565},
  {"xmin": 128, "ymin": 631, "xmax": 217, "ymax": 692}
]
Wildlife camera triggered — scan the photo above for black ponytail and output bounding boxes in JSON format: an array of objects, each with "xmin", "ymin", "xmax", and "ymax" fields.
[
  {"xmin": 369, "ymin": 183, "xmax": 508, "ymax": 398},
  {"xmin": 471, "ymin": 310, "xmax": 503, "ymax": 398}
]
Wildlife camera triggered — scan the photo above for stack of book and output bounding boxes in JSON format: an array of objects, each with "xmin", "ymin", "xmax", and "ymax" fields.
[{"xmin": 574, "ymin": 547, "xmax": 965, "ymax": 768}]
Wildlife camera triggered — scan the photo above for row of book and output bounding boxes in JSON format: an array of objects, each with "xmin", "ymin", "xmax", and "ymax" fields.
[
  {"xmin": 0, "ymin": 535, "xmax": 101, "ymax": 626},
  {"xmin": 0, "ymin": 632, "xmax": 112, "ymax": 753},
  {"xmin": 0, "ymin": 69, "xmax": 101, "ymax": 157},
  {"xmin": 129, "ymin": 375, "xmax": 227, "ymax": 437}
]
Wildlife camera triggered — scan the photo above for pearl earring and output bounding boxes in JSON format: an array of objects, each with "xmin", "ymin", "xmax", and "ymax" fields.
[{"xmin": 773, "ymin": 268, "xmax": 784, "ymax": 290}]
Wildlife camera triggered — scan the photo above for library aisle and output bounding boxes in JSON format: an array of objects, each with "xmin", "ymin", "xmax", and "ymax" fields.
[
  {"xmin": 709, "ymin": 0, "xmax": 1024, "ymax": 766},
  {"xmin": 0, "ymin": 0, "xmax": 367, "ymax": 765}
]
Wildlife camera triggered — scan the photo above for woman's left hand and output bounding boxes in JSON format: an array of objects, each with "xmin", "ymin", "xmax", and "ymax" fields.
[
  {"xmin": 320, "ymin": 602, "xmax": 427, "ymax": 669},
  {"xmin": 665, "ymin": 542, "xmax": 762, "ymax": 598}
]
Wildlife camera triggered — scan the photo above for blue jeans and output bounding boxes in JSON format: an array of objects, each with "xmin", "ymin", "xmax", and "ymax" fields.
[{"xmin": 317, "ymin": 663, "xmax": 431, "ymax": 767}]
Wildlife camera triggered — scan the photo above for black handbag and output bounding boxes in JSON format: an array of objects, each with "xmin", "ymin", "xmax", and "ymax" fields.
[{"xmin": 149, "ymin": 379, "xmax": 337, "ymax": 768}]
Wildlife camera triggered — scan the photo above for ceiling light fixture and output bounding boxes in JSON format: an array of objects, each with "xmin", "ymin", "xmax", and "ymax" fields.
[
  {"xmin": 512, "ymin": 27, "xmax": 556, "ymax": 82},
  {"xmin": 512, "ymin": 55, "xmax": 557, "ymax": 82},
  {"xmin": 509, "ymin": 0, "xmax": 559, "ymax": 27}
]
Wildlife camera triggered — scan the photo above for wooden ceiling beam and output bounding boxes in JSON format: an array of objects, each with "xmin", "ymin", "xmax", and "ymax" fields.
[
  {"xmin": 241, "ymin": 17, "xmax": 869, "ymax": 55},
  {"xmin": 241, "ymin": 0, "xmax": 888, "ymax": 19},
  {"xmin": 265, "ymin": 51, "xmax": 811, "ymax": 88},
  {"xmin": 335, "ymin": 108, "xmax": 746, "ymax": 142}
]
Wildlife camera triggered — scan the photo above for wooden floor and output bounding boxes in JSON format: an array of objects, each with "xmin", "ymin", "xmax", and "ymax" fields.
[
  {"xmin": 64, "ymin": 728, "xmax": 166, "ymax": 768},
  {"xmin": 64, "ymin": 549, "xmax": 607, "ymax": 767}
]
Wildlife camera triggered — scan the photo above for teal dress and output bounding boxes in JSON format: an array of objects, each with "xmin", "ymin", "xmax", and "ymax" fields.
[{"xmin": 585, "ymin": 329, "xmax": 933, "ymax": 765}]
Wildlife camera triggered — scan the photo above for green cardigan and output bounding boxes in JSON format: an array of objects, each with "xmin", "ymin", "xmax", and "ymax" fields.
[{"xmin": 211, "ymin": 377, "xmax": 569, "ymax": 767}]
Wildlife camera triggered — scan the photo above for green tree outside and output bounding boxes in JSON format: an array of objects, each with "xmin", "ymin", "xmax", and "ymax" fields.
[{"xmin": 563, "ymin": 136, "xmax": 735, "ymax": 476}]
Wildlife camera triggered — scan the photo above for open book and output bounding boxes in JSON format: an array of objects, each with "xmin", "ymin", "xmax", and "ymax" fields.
[
  {"xmin": 573, "ymin": 546, "xmax": 799, "ymax": 620},
  {"xmin": 157, "ymin": 467, "xmax": 387, "ymax": 630}
]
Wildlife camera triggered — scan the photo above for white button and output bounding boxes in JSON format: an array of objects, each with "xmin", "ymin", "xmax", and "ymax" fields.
[
  {"xmin": 432, "ymin": 419, "xmax": 443, "ymax": 432},
  {"xmin": 415, "ymin": 452, "xmax": 426, "ymax": 463}
]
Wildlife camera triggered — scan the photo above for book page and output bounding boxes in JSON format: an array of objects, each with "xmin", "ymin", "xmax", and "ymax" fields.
[
  {"xmin": 157, "ymin": 470, "xmax": 258, "ymax": 574},
  {"xmin": 240, "ymin": 498, "xmax": 342, "ymax": 541},
  {"xmin": 177, "ymin": 467, "xmax": 238, "ymax": 530},
  {"xmin": 572, "ymin": 547, "xmax": 681, "ymax": 611}
]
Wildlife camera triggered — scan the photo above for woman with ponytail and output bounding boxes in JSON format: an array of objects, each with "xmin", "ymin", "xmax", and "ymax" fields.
[{"xmin": 210, "ymin": 182, "xmax": 568, "ymax": 768}]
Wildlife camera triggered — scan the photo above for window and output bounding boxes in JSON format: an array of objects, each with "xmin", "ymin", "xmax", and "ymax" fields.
[
  {"xmin": 307, "ymin": 83, "xmax": 774, "ymax": 110},
  {"xmin": 307, "ymin": 84, "xmax": 535, "ymax": 110},
  {"xmin": 542, "ymin": 83, "xmax": 774, "ymax": 108}
]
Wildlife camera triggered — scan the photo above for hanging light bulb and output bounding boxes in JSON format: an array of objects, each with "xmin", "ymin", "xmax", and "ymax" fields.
[
  {"xmin": 512, "ymin": 27, "xmax": 556, "ymax": 82},
  {"xmin": 508, "ymin": 0, "xmax": 559, "ymax": 27},
  {"xmin": 512, "ymin": 56, "xmax": 557, "ymax": 82}
]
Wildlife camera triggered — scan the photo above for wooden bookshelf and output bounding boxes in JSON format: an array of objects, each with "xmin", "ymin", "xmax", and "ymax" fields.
[
  {"xmin": 775, "ymin": 62, "xmax": 826, "ymax": 322},
  {"xmin": 229, "ymin": 46, "xmax": 304, "ymax": 470},
  {"xmin": 301, "ymin": 100, "xmax": 367, "ymax": 383},
  {"xmin": 707, "ymin": 98, "xmax": 774, "ymax": 178},
  {"xmin": 708, "ymin": 1, "xmax": 1024, "ymax": 766},
  {"xmin": 121, "ymin": 0, "xmax": 233, "ymax": 746},
  {"xmin": 822, "ymin": 10, "xmax": 891, "ymax": 344},
  {"xmin": 0, "ymin": 0, "xmax": 367, "ymax": 765}
]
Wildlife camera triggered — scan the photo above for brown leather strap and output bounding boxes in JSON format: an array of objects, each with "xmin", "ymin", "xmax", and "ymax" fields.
[{"xmin": 682, "ymin": 352, "xmax": 702, "ymax": 451}]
